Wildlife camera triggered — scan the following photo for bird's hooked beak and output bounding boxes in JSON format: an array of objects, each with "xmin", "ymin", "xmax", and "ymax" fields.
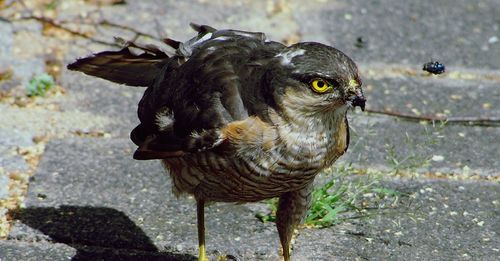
[
  {"xmin": 348, "ymin": 89, "xmax": 366, "ymax": 111},
  {"xmin": 346, "ymin": 79, "xmax": 366, "ymax": 111}
]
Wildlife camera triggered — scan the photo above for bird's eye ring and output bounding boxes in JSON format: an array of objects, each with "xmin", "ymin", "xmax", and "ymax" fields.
[{"xmin": 310, "ymin": 79, "xmax": 332, "ymax": 93}]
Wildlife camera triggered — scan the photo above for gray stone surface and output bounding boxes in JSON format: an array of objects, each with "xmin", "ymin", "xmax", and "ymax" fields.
[
  {"xmin": 344, "ymin": 114, "xmax": 500, "ymax": 177},
  {"xmin": 0, "ymin": 127, "xmax": 34, "ymax": 173},
  {"xmin": 0, "ymin": 19, "xmax": 13, "ymax": 58},
  {"xmin": 0, "ymin": 239, "xmax": 194, "ymax": 261},
  {"xmin": 363, "ymin": 76, "xmax": 500, "ymax": 118},
  {"xmin": 5, "ymin": 138, "xmax": 500, "ymax": 260},
  {"xmin": 295, "ymin": 0, "xmax": 500, "ymax": 70},
  {"xmin": 0, "ymin": 127, "xmax": 34, "ymax": 148},
  {"xmin": 85, "ymin": 0, "xmax": 299, "ymax": 43},
  {"xmin": 0, "ymin": 173, "xmax": 8, "ymax": 200},
  {"xmin": 1, "ymin": 0, "xmax": 499, "ymax": 260},
  {"xmin": 7, "ymin": 138, "xmax": 279, "ymax": 260},
  {"xmin": 0, "ymin": 240, "xmax": 76, "ymax": 261},
  {"xmin": 0, "ymin": 19, "xmax": 45, "ymax": 88},
  {"xmin": 8, "ymin": 59, "xmax": 46, "ymax": 87},
  {"xmin": 0, "ymin": 19, "xmax": 16, "ymax": 94},
  {"xmin": 59, "ymin": 72, "xmax": 143, "ymax": 137},
  {"xmin": 295, "ymin": 180, "xmax": 500, "ymax": 261}
]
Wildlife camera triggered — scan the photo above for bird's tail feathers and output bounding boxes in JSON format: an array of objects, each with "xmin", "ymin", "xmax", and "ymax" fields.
[{"xmin": 67, "ymin": 39, "xmax": 170, "ymax": 87}]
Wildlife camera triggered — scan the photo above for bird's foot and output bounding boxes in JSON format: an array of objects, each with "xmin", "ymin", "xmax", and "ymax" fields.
[{"xmin": 212, "ymin": 250, "xmax": 239, "ymax": 261}]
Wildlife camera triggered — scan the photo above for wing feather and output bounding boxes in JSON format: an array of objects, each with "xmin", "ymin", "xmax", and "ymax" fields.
[{"xmin": 67, "ymin": 46, "xmax": 169, "ymax": 87}]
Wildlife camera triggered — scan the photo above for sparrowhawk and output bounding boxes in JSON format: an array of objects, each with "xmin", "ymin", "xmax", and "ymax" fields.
[{"xmin": 68, "ymin": 23, "xmax": 366, "ymax": 261}]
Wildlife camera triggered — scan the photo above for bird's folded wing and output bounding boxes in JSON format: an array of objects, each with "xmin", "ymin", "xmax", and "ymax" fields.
[
  {"xmin": 68, "ymin": 24, "xmax": 283, "ymax": 160},
  {"xmin": 132, "ymin": 38, "xmax": 281, "ymax": 160}
]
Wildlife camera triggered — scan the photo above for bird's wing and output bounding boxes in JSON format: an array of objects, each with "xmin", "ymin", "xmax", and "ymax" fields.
[
  {"xmin": 131, "ymin": 26, "xmax": 285, "ymax": 160},
  {"xmin": 67, "ymin": 24, "xmax": 284, "ymax": 160},
  {"xmin": 67, "ymin": 39, "xmax": 171, "ymax": 87}
]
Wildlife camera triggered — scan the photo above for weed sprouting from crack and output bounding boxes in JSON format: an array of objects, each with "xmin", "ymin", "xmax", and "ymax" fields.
[
  {"xmin": 256, "ymin": 164, "xmax": 407, "ymax": 228},
  {"xmin": 385, "ymin": 120, "xmax": 447, "ymax": 175},
  {"xmin": 26, "ymin": 73, "xmax": 55, "ymax": 97}
]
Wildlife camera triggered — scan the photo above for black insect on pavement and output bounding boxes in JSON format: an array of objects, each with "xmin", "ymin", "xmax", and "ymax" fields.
[
  {"xmin": 355, "ymin": 37, "xmax": 367, "ymax": 48},
  {"xmin": 423, "ymin": 60, "xmax": 445, "ymax": 74}
]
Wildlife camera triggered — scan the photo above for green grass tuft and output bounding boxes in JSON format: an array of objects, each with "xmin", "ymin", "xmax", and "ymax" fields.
[
  {"xmin": 256, "ymin": 164, "xmax": 403, "ymax": 228},
  {"xmin": 26, "ymin": 73, "xmax": 55, "ymax": 97}
]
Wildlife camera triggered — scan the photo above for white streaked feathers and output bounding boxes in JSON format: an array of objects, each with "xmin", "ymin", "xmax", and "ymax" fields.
[
  {"xmin": 276, "ymin": 49, "xmax": 306, "ymax": 66},
  {"xmin": 155, "ymin": 108, "xmax": 174, "ymax": 131}
]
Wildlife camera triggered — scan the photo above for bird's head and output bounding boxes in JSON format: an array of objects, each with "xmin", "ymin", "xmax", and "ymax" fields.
[{"xmin": 267, "ymin": 42, "xmax": 365, "ymax": 118}]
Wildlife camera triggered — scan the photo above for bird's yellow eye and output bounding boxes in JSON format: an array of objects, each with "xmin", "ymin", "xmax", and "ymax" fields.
[{"xmin": 310, "ymin": 79, "xmax": 332, "ymax": 93}]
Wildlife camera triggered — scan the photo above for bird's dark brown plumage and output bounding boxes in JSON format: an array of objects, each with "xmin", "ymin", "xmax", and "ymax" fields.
[{"xmin": 68, "ymin": 23, "xmax": 365, "ymax": 261}]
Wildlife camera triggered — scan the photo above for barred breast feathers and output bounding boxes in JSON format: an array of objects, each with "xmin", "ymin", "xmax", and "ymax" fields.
[{"xmin": 220, "ymin": 103, "xmax": 348, "ymax": 178}]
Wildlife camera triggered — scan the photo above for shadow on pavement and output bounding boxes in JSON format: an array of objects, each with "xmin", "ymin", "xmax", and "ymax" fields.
[{"xmin": 11, "ymin": 205, "xmax": 196, "ymax": 261}]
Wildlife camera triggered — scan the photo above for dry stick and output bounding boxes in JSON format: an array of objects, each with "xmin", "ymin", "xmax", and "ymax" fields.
[
  {"xmin": 18, "ymin": 14, "xmax": 160, "ymax": 47},
  {"xmin": 365, "ymin": 108, "xmax": 500, "ymax": 127},
  {"xmin": 18, "ymin": 14, "xmax": 122, "ymax": 47},
  {"xmin": 56, "ymin": 17, "xmax": 159, "ymax": 41},
  {"xmin": 98, "ymin": 19, "xmax": 159, "ymax": 40}
]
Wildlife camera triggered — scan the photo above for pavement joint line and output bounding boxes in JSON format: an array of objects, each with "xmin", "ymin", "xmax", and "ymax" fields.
[
  {"xmin": 350, "ymin": 167, "xmax": 500, "ymax": 182},
  {"xmin": 358, "ymin": 63, "xmax": 500, "ymax": 82},
  {"xmin": 353, "ymin": 112, "xmax": 500, "ymax": 128},
  {"xmin": 363, "ymin": 109, "xmax": 500, "ymax": 127}
]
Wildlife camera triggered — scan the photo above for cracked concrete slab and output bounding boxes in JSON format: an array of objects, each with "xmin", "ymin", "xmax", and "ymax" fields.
[
  {"xmin": 293, "ymin": 0, "xmax": 500, "ymax": 70},
  {"xmin": 1, "ymin": 0, "xmax": 499, "ymax": 260},
  {"xmin": 295, "ymin": 180, "xmax": 500, "ymax": 261},
  {"xmin": 3, "ymin": 138, "xmax": 499, "ymax": 260},
  {"xmin": 362, "ymin": 76, "xmax": 500, "ymax": 119},
  {"xmin": 345, "ymin": 114, "xmax": 500, "ymax": 178}
]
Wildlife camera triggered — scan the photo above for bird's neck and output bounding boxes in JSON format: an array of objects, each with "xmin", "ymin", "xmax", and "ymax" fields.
[{"xmin": 269, "ymin": 105, "xmax": 348, "ymax": 169}]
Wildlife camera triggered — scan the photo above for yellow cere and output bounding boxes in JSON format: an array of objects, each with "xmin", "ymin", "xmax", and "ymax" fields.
[
  {"xmin": 311, "ymin": 79, "xmax": 332, "ymax": 93},
  {"xmin": 349, "ymin": 79, "xmax": 358, "ymax": 87}
]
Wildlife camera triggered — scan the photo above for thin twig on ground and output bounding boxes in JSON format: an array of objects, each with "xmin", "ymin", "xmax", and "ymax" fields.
[
  {"xmin": 17, "ymin": 14, "xmax": 121, "ymax": 47},
  {"xmin": 10, "ymin": 2, "xmax": 158, "ymax": 48},
  {"xmin": 365, "ymin": 108, "xmax": 500, "ymax": 127}
]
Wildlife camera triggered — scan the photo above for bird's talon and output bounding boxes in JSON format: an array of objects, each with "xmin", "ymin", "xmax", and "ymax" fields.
[{"xmin": 211, "ymin": 250, "xmax": 239, "ymax": 261}]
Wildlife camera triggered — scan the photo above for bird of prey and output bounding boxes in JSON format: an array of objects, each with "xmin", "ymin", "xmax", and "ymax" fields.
[{"xmin": 68, "ymin": 23, "xmax": 365, "ymax": 261}]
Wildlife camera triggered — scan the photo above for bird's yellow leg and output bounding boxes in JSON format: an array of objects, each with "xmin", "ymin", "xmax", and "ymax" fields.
[
  {"xmin": 197, "ymin": 199, "xmax": 209, "ymax": 261},
  {"xmin": 282, "ymin": 242, "xmax": 291, "ymax": 261}
]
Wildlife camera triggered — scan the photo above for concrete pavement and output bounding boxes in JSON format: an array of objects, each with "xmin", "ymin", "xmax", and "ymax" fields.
[{"xmin": 1, "ymin": 0, "xmax": 499, "ymax": 260}]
